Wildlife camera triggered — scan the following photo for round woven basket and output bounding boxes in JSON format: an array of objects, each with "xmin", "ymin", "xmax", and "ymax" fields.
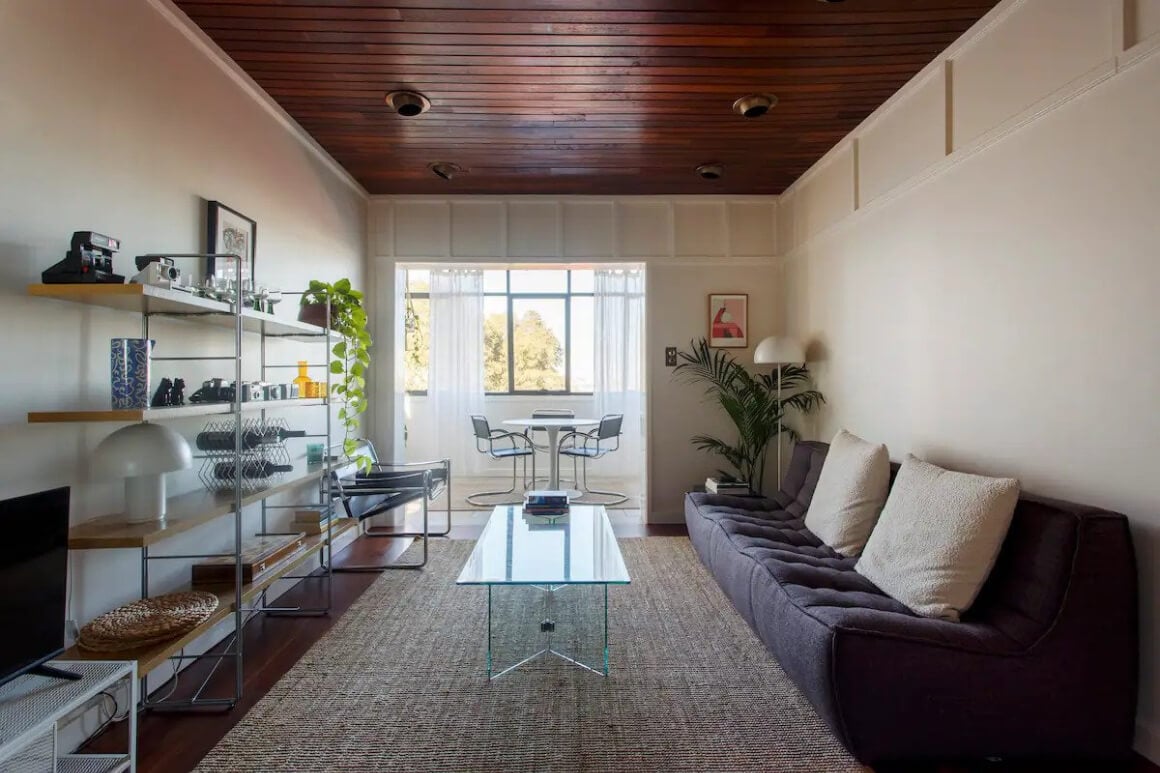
[{"xmin": 77, "ymin": 591, "xmax": 219, "ymax": 653}]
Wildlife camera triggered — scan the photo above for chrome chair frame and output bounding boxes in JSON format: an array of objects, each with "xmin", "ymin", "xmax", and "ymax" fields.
[
  {"xmin": 558, "ymin": 414, "xmax": 628, "ymax": 505},
  {"xmin": 465, "ymin": 415, "xmax": 536, "ymax": 506},
  {"xmin": 328, "ymin": 439, "xmax": 451, "ymax": 571}
]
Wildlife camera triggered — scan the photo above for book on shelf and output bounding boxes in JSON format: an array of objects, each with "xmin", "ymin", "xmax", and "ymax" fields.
[
  {"xmin": 705, "ymin": 477, "xmax": 751, "ymax": 495},
  {"xmin": 296, "ymin": 517, "xmax": 339, "ymax": 535},
  {"xmin": 191, "ymin": 532, "xmax": 307, "ymax": 586},
  {"xmin": 293, "ymin": 505, "xmax": 334, "ymax": 524}
]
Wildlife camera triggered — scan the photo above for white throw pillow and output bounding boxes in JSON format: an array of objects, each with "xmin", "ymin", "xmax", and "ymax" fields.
[
  {"xmin": 855, "ymin": 455, "xmax": 1019, "ymax": 622},
  {"xmin": 804, "ymin": 429, "xmax": 890, "ymax": 557}
]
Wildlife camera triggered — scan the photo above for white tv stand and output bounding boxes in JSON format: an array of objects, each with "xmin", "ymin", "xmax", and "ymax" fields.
[{"xmin": 0, "ymin": 660, "xmax": 136, "ymax": 772}]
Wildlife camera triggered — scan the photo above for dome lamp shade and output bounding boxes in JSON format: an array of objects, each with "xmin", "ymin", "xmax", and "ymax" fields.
[
  {"xmin": 753, "ymin": 336, "xmax": 805, "ymax": 365},
  {"xmin": 94, "ymin": 423, "xmax": 192, "ymax": 523}
]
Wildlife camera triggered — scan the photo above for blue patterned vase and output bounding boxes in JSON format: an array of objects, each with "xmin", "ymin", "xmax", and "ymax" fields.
[{"xmin": 110, "ymin": 338, "xmax": 154, "ymax": 409}]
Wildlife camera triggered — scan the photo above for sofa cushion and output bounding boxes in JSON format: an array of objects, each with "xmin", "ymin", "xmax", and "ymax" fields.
[
  {"xmin": 804, "ymin": 429, "xmax": 890, "ymax": 557},
  {"xmin": 856, "ymin": 455, "xmax": 1019, "ymax": 621}
]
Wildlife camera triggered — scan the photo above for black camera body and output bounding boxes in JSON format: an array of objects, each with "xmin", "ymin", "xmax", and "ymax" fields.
[{"xmin": 42, "ymin": 231, "xmax": 125, "ymax": 284}]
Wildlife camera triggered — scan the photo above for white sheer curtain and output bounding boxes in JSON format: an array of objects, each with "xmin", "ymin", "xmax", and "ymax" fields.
[
  {"xmin": 593, "ymin": 267, "xmax": 645, "ymax": 480},
  {"xmin": 428, "ymin": 268, "xmax": 485, "ymax": 474}
]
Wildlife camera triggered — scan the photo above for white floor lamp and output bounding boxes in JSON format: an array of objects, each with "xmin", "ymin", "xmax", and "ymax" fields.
[{"xmin": 753, "ymin": 336, "xmax": 805, "ymax": 491}]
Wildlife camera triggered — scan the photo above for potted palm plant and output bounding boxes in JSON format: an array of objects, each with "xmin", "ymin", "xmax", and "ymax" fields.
[
  {"xmin": 673, "ymin": 338, "xmax": 823, "ymax": 495},
  {"xmin": 299, "ymin": 278, "xmax": 372, "ymax": 470}
]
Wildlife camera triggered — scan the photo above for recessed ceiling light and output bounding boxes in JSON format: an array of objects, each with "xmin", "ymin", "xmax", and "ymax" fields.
[
  {"xmin": 428, "ymin": 162, "xmax": 462, "ymax": 181},
  {"xmin": 385, "ymin": 90, "xmax": 431, "ymax": 117},
  {"xmin": 696, "ymin": 163, "xmax": 724, "ymax": 181},
  {"xmin": 732, "ymin": 93, "xmax": 778, "ymax": 118}
]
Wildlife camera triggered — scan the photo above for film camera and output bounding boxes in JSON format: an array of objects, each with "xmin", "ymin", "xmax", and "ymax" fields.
[
  {"xmin": 42, "ymin": 231, "xmax": 125, "ymax": 284},
  {"xmin": 131, "ymin": 256, "xmax": 183, "ymax": 289}
]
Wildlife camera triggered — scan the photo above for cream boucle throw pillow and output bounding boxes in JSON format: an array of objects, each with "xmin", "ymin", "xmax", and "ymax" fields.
[
  {"xmin": 855, "ymin": 455, "xmax": 1019, "ymax": 621},
  {"xmin": 804, "ymin": 430, "xmax": 890, "ymax": 557}
]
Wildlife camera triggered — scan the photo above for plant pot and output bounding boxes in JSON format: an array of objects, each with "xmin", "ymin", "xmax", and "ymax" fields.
[{"xmin": 298, "ymin": 302, "xmax": 332, "ymax": 329}]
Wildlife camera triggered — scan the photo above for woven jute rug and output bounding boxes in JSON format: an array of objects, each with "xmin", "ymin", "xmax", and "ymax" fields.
[{"xmin": 195, "ymin": 538, "xmax": 863, "ymax": 773}]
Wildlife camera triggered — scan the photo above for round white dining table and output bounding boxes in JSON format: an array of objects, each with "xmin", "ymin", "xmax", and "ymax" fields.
[{"xmin": 502, "ymin": 417, "xmax": 599, "ymax": 492}]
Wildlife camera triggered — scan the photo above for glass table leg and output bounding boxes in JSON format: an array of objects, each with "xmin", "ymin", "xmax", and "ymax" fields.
[{"xmin": 486, "ymin": 583, "xmax": 611, "ymax": 680}]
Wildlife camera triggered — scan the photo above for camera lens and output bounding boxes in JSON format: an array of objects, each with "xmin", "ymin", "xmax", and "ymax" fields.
[{"xmin": 165, "ymin": 266, "xmax": 179, "ymax": 279}]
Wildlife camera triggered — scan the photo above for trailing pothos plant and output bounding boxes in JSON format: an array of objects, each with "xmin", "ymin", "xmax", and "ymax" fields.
[
  {"xmin": 673, "ymin": 338, "xmax": 824, "ymax": 495},
  {"xmin": 300, "ymin": 278, "xmax": 373, "ymax": 471}
]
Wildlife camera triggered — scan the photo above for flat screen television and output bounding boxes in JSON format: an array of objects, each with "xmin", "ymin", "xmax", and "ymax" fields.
[{"xmin": 0, "ymin": 486, "xmax": 77, "ymax": 688}]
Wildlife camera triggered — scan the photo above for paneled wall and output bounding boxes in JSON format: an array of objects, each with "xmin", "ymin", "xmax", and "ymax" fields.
[
  {"xmin": 777, "ymin": 0, "xmax": 1160, "ymax": 760},
  {"xmin": 373, "ymin": 197, "xmax": 775, "ymax": 262},
  {"xmin": 368, "ymin": 196, "xmax": 780, "ymax": 521}
]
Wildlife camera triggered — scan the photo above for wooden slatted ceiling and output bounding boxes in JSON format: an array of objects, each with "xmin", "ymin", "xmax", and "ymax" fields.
[{"xmin": 174, "ymin": 0, "xmax": 999, "ymax": 195}]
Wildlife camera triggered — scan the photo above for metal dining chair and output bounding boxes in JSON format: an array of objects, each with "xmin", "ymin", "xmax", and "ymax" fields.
[
  {"xmin": 557, "ymin": 414, "xmax": 628, "ymax": 505},
  {"xmin": 465, "ymin": 415, "xmax": 537, "ymax": 505}
]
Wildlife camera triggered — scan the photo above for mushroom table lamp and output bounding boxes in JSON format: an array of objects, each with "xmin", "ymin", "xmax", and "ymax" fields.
[
  {"xmin": 753, "ymin": 336, "xmax": 806, "ymax": 490},
  {"xmin": 94, "ymin": 423, "xmax": 193, "ymax": 523}
]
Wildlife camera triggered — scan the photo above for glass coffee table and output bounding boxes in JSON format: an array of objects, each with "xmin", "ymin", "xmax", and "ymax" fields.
[{"xmin": 456, "ymin": 504, "xmax": 630, "ymax": 679}]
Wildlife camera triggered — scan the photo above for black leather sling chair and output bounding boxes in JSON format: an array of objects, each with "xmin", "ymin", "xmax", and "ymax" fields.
[{"xmin": 327, "ymin": 440, "xmax": 450, "ymax": 571}]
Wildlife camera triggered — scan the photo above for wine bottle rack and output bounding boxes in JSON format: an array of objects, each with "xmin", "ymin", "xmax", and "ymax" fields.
[{"xmin": 196, "ymin": 417, "xmax": 294, "ymax": 494}]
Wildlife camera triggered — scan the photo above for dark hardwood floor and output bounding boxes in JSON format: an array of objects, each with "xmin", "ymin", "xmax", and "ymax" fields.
[{"xmin": 85, "ymin": 516, "xmax": 1155, "ymax": 773}]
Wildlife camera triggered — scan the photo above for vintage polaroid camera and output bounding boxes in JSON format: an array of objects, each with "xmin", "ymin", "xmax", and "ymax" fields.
[
  {"xmin": 131, "ymin": 256, "xmax": 182, "ymax": 289},
  {"xmin": 42, "ymin": 231, "xmax": 125, "ymax": 284}
]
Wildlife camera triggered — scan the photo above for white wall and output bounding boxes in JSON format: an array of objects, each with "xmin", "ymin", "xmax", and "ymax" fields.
[
  {"xmin": 778, "ymin": 0, "xmax": 1160, "ymax": 761},
  {"xmin": 368, "ymin": 196, "xmax": 782, "ymax": 521},
  {"xmin": 0, "ymin": 0, "xmax": 366, "ymax": 691}
]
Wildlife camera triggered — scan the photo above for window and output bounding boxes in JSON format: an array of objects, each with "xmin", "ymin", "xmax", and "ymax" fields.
[{"xmin": 404, "ymin": 269, "xmax": 595, "ymax": 394}]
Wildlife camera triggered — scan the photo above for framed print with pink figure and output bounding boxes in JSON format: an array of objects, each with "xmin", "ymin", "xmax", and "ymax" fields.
[{"xmin": 708, "ymin": 294, "xmax": 748, "ymax": 348}]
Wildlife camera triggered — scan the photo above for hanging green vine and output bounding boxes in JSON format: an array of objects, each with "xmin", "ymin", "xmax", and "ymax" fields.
[{"xmin": 300, "ymin": 278, "xmax": 372, "ymax": 471}]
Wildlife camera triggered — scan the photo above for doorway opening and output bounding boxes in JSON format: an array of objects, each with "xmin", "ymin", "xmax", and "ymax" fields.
[{"xmin": 396, "ymin": 264, "xmax": 647, "ymax": 523}]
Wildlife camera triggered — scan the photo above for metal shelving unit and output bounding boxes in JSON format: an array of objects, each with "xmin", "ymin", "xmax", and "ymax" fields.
[{"xmin": 26, "ymin": 259, "xmax": 340, "ymax": 712}]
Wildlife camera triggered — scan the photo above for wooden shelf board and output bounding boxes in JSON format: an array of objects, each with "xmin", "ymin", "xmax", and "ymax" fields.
[
  {"xmin": 62, "ymin": 519, "xmax": 357, "ymax": 676},
  {"xmin": 27, "ymin": 283, "xmax": 328, "ymax": 340},
  {"xmin": 29, "ymin": 397, "xmax": 327, "ymax": 424},
  {"xmin": 68, "ymin": 466, "xmax": 329, "ymax": 549}
]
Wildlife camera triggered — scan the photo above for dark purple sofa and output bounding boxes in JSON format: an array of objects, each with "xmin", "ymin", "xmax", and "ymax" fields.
[{"xmin": 685, "ymin": 440, "xmax": 1138, "ymax": 764}]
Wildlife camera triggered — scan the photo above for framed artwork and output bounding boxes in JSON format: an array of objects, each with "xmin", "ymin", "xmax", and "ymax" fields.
[
  {"xmin": 708, "ymin": 294, "xmax": 748, "ymax": 348},
  {"xmin": 206, "ymin": 200, "xmax": 257, "ymax": 283}
]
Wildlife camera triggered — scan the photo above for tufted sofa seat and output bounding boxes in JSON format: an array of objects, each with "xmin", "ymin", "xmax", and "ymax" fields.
[{"xmin": 686, "ymin": 440, "xmax": 1138, "ymax": 764}]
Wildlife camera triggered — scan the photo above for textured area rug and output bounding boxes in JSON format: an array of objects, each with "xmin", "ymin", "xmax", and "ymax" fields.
[{"xmin": 195, "ymin": 538, "xmax": 863, "ymax": 773}]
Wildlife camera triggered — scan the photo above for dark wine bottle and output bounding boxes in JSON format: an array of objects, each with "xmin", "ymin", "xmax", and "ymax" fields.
[
  {"xmin": 212, "ymin": 461, "xmax": 294, "ymax": 480},
  {"xmin": 196, "ymin": 428, "xmax": 307, "ymax": 451}
]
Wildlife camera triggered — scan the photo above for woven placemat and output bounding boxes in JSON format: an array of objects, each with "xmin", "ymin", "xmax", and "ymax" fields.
[{"xmin": 77, "ymin": 591, "xmax": 219, "ymax": 653}]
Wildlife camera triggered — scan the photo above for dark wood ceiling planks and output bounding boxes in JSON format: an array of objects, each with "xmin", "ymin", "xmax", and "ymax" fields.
[{"xmin": 174, "ymin": 0, "xmax": 999, "ymax": 195}]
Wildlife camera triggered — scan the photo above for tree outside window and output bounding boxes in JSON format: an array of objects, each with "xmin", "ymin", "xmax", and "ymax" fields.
[{"xmin": 404, "ymin": 269, "xmax": 593, "ymax": 394}]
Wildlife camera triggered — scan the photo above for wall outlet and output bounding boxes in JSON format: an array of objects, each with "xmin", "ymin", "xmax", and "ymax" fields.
[{"xmin": 664, "ymin": 347, "xmax": 678, "ymax": 367}]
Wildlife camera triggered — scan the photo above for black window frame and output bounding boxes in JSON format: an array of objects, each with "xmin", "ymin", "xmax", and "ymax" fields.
[{"xmin": 404, "ymin": 269, "xmax": 595, "ymax": 396}]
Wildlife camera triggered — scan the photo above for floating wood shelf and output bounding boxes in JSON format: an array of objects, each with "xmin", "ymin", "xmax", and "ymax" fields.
[
  {"xmin": 62, "ymin": 518, "xmax": 357, "ymax": 676},
  {"xmin": 28, "ymin": 397, "xmax": 327, "ymax": 424},
  {"xmin": 68, "ymin": 466, "xmax": 330, "ymax": 550},
  {"xmin": 26, "ymin": 283, "xmax": 328, "ymax": 340}
]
